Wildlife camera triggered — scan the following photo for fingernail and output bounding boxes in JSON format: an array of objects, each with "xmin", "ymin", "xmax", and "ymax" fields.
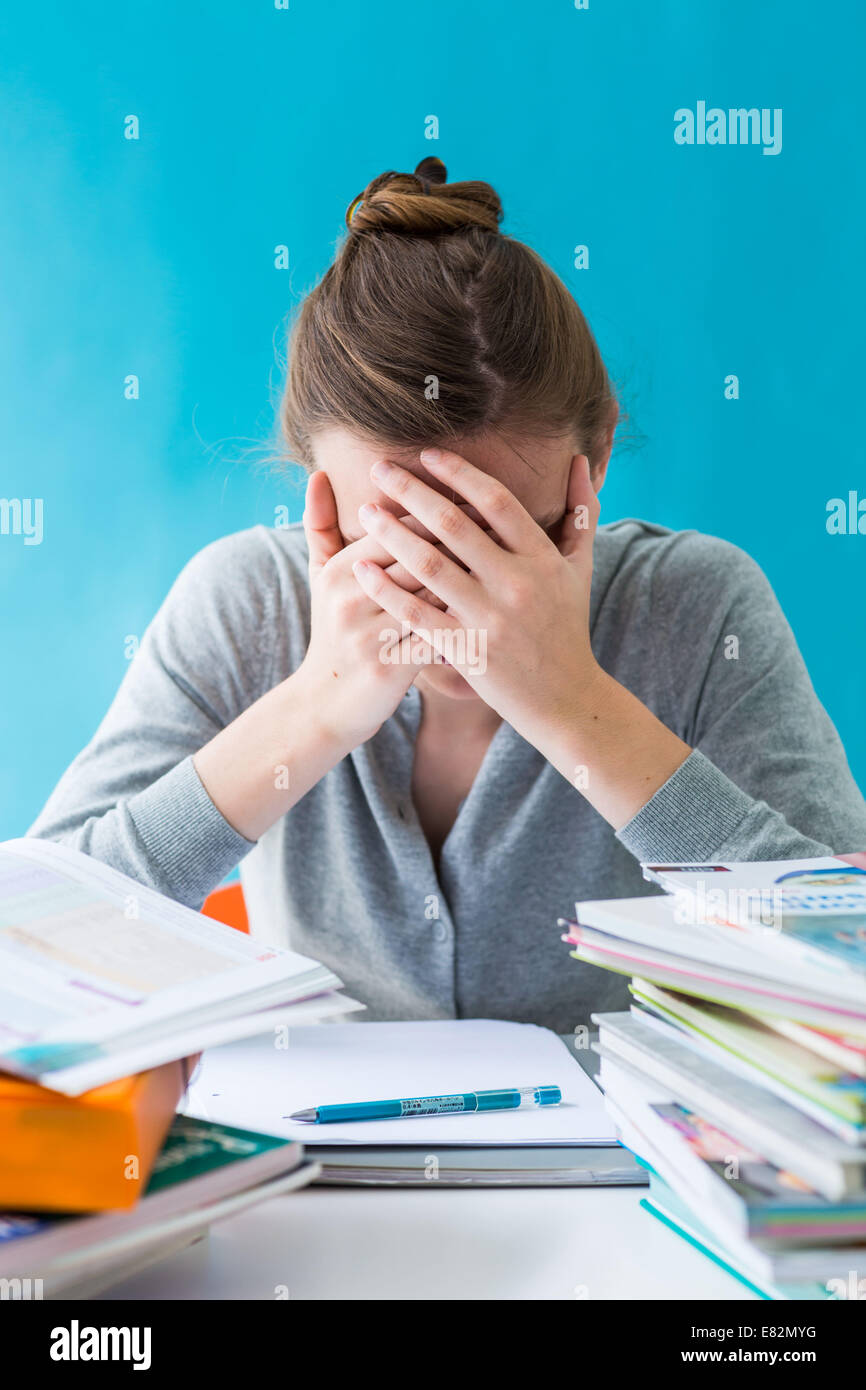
[
  {"xmin": 370, "ymin": 460, "xmax": 391, "ymax": 482},
  {"xmin": 419, "ymin": 447, "xmax": 442, "ymax": 464},
  {"xmin": 352, "ymin": 560, "xmax": 371, "ymax": 576},
  {"xmin": 358, "ymin": 503, "xmax": 378, "ymax": 523}
]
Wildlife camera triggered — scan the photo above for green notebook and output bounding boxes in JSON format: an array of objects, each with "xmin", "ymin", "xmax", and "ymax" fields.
[
  {"xmin": 0, "ymin": 1114, "xmax": 309, "ymax": 1287},
  {"xmin": 145, "ymin": 1114, "xmax": 292, "ymax": 1193}
]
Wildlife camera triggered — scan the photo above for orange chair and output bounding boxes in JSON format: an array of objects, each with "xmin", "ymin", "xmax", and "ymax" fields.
[{"xmin": 201, "ymin": 882, "xmax": 249, "ymax": 933}]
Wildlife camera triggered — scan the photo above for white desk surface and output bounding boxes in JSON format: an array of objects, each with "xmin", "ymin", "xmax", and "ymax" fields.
[{"xmin": 98, "ymin": 1184, "xmax": 756, "ymax": 1301}]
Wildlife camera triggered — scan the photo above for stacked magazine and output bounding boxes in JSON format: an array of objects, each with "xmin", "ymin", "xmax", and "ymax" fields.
[
  {"xmin": 0, "ymin": 836, "xmax": 362, "ymax": 1294},
  {"xmin": 562, "ymin": 854, "xmax": 866, "ymax": 1300}
]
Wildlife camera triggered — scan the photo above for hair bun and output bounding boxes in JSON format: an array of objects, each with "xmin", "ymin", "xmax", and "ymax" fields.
[
  {"xmin": 414, "ymin": 155, "xmax": 448, "ymax": 189},
  {"xmin": 345, "ymin": 159, "xmax": 502, "ymax": 237}
]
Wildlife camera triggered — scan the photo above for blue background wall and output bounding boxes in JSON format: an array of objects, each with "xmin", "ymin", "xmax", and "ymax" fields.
[{"xmin": 1, "ymin": 0, "xmax": 863, "ymax": 838}]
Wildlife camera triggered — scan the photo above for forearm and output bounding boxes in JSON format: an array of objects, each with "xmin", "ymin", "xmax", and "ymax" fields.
[
  {"xmin": 530, "ymin": 667, "xmax": 850, "ymax": 861},
  {"xmin": 528, "ymin": 667, "xmax": 692, "ymax": 832},
  {"xmin": 193, "ymin": 666, "xmax": 355, "ymax": 842}
]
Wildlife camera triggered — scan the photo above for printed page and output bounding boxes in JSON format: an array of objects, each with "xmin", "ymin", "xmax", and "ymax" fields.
[{"xmin": 0, "ymin": 840, "xmax": 339, "ymax": 1066}]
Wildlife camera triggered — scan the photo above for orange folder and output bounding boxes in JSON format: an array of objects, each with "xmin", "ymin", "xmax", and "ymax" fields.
[{"xmin": 0, "ymin": 1058, "xmax": 192, "ymax": 1212}]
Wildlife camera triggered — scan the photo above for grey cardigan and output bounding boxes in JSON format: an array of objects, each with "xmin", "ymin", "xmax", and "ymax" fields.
[{"xmin": 28, "ymin": 520, "xmax": 866, "ymax": 1031}]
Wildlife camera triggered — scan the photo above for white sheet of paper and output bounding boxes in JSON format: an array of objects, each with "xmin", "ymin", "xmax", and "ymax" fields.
[{"xmin": 183, "ymin": 1019, "xmax": 616, "ymax": 1145}]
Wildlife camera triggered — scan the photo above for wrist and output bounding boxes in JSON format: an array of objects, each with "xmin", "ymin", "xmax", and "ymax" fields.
[
  {"xmin": 286, "ymin": 661, "xmax": 377, "ymax": 757},
  {"xmin": 532, "ymin": 666, "xmax": 692, "ymax": 829},
  {"xmin": 520, "ymin": 658, "xmax": 610, "ymax": 756}
]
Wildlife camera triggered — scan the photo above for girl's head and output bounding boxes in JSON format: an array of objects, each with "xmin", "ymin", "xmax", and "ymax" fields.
[{"xmin": 282, "ymin": 158, "xmax": 618, "ymax": 696}]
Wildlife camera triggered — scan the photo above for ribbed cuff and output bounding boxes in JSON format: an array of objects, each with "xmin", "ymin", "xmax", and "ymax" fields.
[
  {"xmin": 616, "ymin": 749, "xmax": 752, "ymax": 863},
  {"xmin": 127, "ymin": 755, "xmax": 256, "ymax": 906}
]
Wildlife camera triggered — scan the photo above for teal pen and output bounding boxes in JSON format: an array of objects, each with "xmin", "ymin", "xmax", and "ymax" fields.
[{"xmin": 290, "ymin": 1085, "xmax": 562, "ymax": 1124}]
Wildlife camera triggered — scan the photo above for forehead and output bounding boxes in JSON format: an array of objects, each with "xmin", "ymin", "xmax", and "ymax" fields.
[{"xmin": 311, "ymin": 428, "xmax": 573, "ymax": 524}]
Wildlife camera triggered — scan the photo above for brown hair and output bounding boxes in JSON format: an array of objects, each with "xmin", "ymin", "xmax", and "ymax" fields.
[{"xmin": 281, "ymin": 157, "xmax": 617, "ymax": 470}]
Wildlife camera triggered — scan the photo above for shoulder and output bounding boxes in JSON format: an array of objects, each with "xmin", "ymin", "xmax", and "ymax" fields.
[
  {"xmin": 594, "ymin": 519, "xmax": 776, "ymax": 620},
  {"xmin": 148, "ymin": 523, "xmax": 311, "ymax": 688},
  {"xmin": 166, "ymin": 523, "xmax": 310, "ymax": 626},
  {"xmin": 173, "ymin": 522, "xmax": 309, "ymax": 593},
  {"xmin": 591, "ymin": 521, "xmax": 802, "ymax": 733}
]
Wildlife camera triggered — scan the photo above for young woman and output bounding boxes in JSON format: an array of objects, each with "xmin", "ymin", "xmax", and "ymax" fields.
[{"xmin": 30, "ymin": 158, "xmax": 866, "ymax": 1031}]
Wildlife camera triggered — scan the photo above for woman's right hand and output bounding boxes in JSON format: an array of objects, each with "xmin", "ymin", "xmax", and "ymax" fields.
[
  {"xmin": 194, "ymin": 470, "xmax": 447, "ymax": 842},
  {"xmin": 193, "ymin": 469, "xmax": 485, "ymax": 841},
  {"xmin": 295, "ymin": 471, "xmax": 435, "ymax": 748}
]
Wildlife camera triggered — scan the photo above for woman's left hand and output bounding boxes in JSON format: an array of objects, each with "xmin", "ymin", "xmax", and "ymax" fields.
[
  {"xmin": 353, "ymin": 445, "xmax": 692, "ymax": 828},
  {"xmin": 350, "ymin": 446, "xmax": 603, "ymax": 747}
]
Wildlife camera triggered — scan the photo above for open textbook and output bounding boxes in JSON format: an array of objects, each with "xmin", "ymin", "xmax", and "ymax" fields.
[{"xmin": 0, "ymin": 838, "xmax": 361, "ymax": 1095}]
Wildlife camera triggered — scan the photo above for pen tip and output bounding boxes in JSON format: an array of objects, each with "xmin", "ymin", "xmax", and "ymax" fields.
[{"xmin": 289, "ymin": 1108, "xmax": 317, "ymax": 1123}]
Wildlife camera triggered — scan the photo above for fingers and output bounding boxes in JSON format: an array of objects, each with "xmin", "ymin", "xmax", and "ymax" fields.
[
  {"xmin": 328, "ymin": 529, "xmax": 445, "ymax": 606},
  {"xmin": 357, "ymin": 504, "xmax": 478, "ymax": 615},
  {"xmin": 340, "ymin": 523, "xmax": 439, "ymax": 584},
  {"xmin": 303, "ymin": 471, "xmax": 343, "ymax": 577},
  {"xmin": 327, "ymin": 504, "xmax": 488, "ymax": 576},
  {"xmin": 304, "ymin": 472, "xmax": 490, "ymax": 613},
  {"xmin": 307, "ymin": 507, "xmax": 446, "ymax": 613},
  {"xmin": 388, "ymin": 627, "xmax": 437, "ymax": 673},
  {"xmin": 367, "ymin": 459, "xmax": 508, "ymax": 574},
  {"xmin": 336, "ymin": 513, "xmax": 490, "ymax": 609},
  {"xmin": 353, "ymin": 560, "xmax": 461, "ymax": 648},
  {"xmin": 416, "ymin": 448, "xmax": 547, "ymax": 555},
  {"xmin": 557, "ymin": 455, "xmax": 600, "ymax": 560}
]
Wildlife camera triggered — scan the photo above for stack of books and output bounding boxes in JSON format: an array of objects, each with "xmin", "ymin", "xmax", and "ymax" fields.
[
  {"xmin": 1, "ymin": 1114, "xmax": 316, "ymax": 1298},
  {"xmin": 562, "ymin": 854, "xmax": 866, "ymax": 1300},
  {"xmin": 0, "ymin": 835, "xmax": 362, "ymax": 1295}
]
